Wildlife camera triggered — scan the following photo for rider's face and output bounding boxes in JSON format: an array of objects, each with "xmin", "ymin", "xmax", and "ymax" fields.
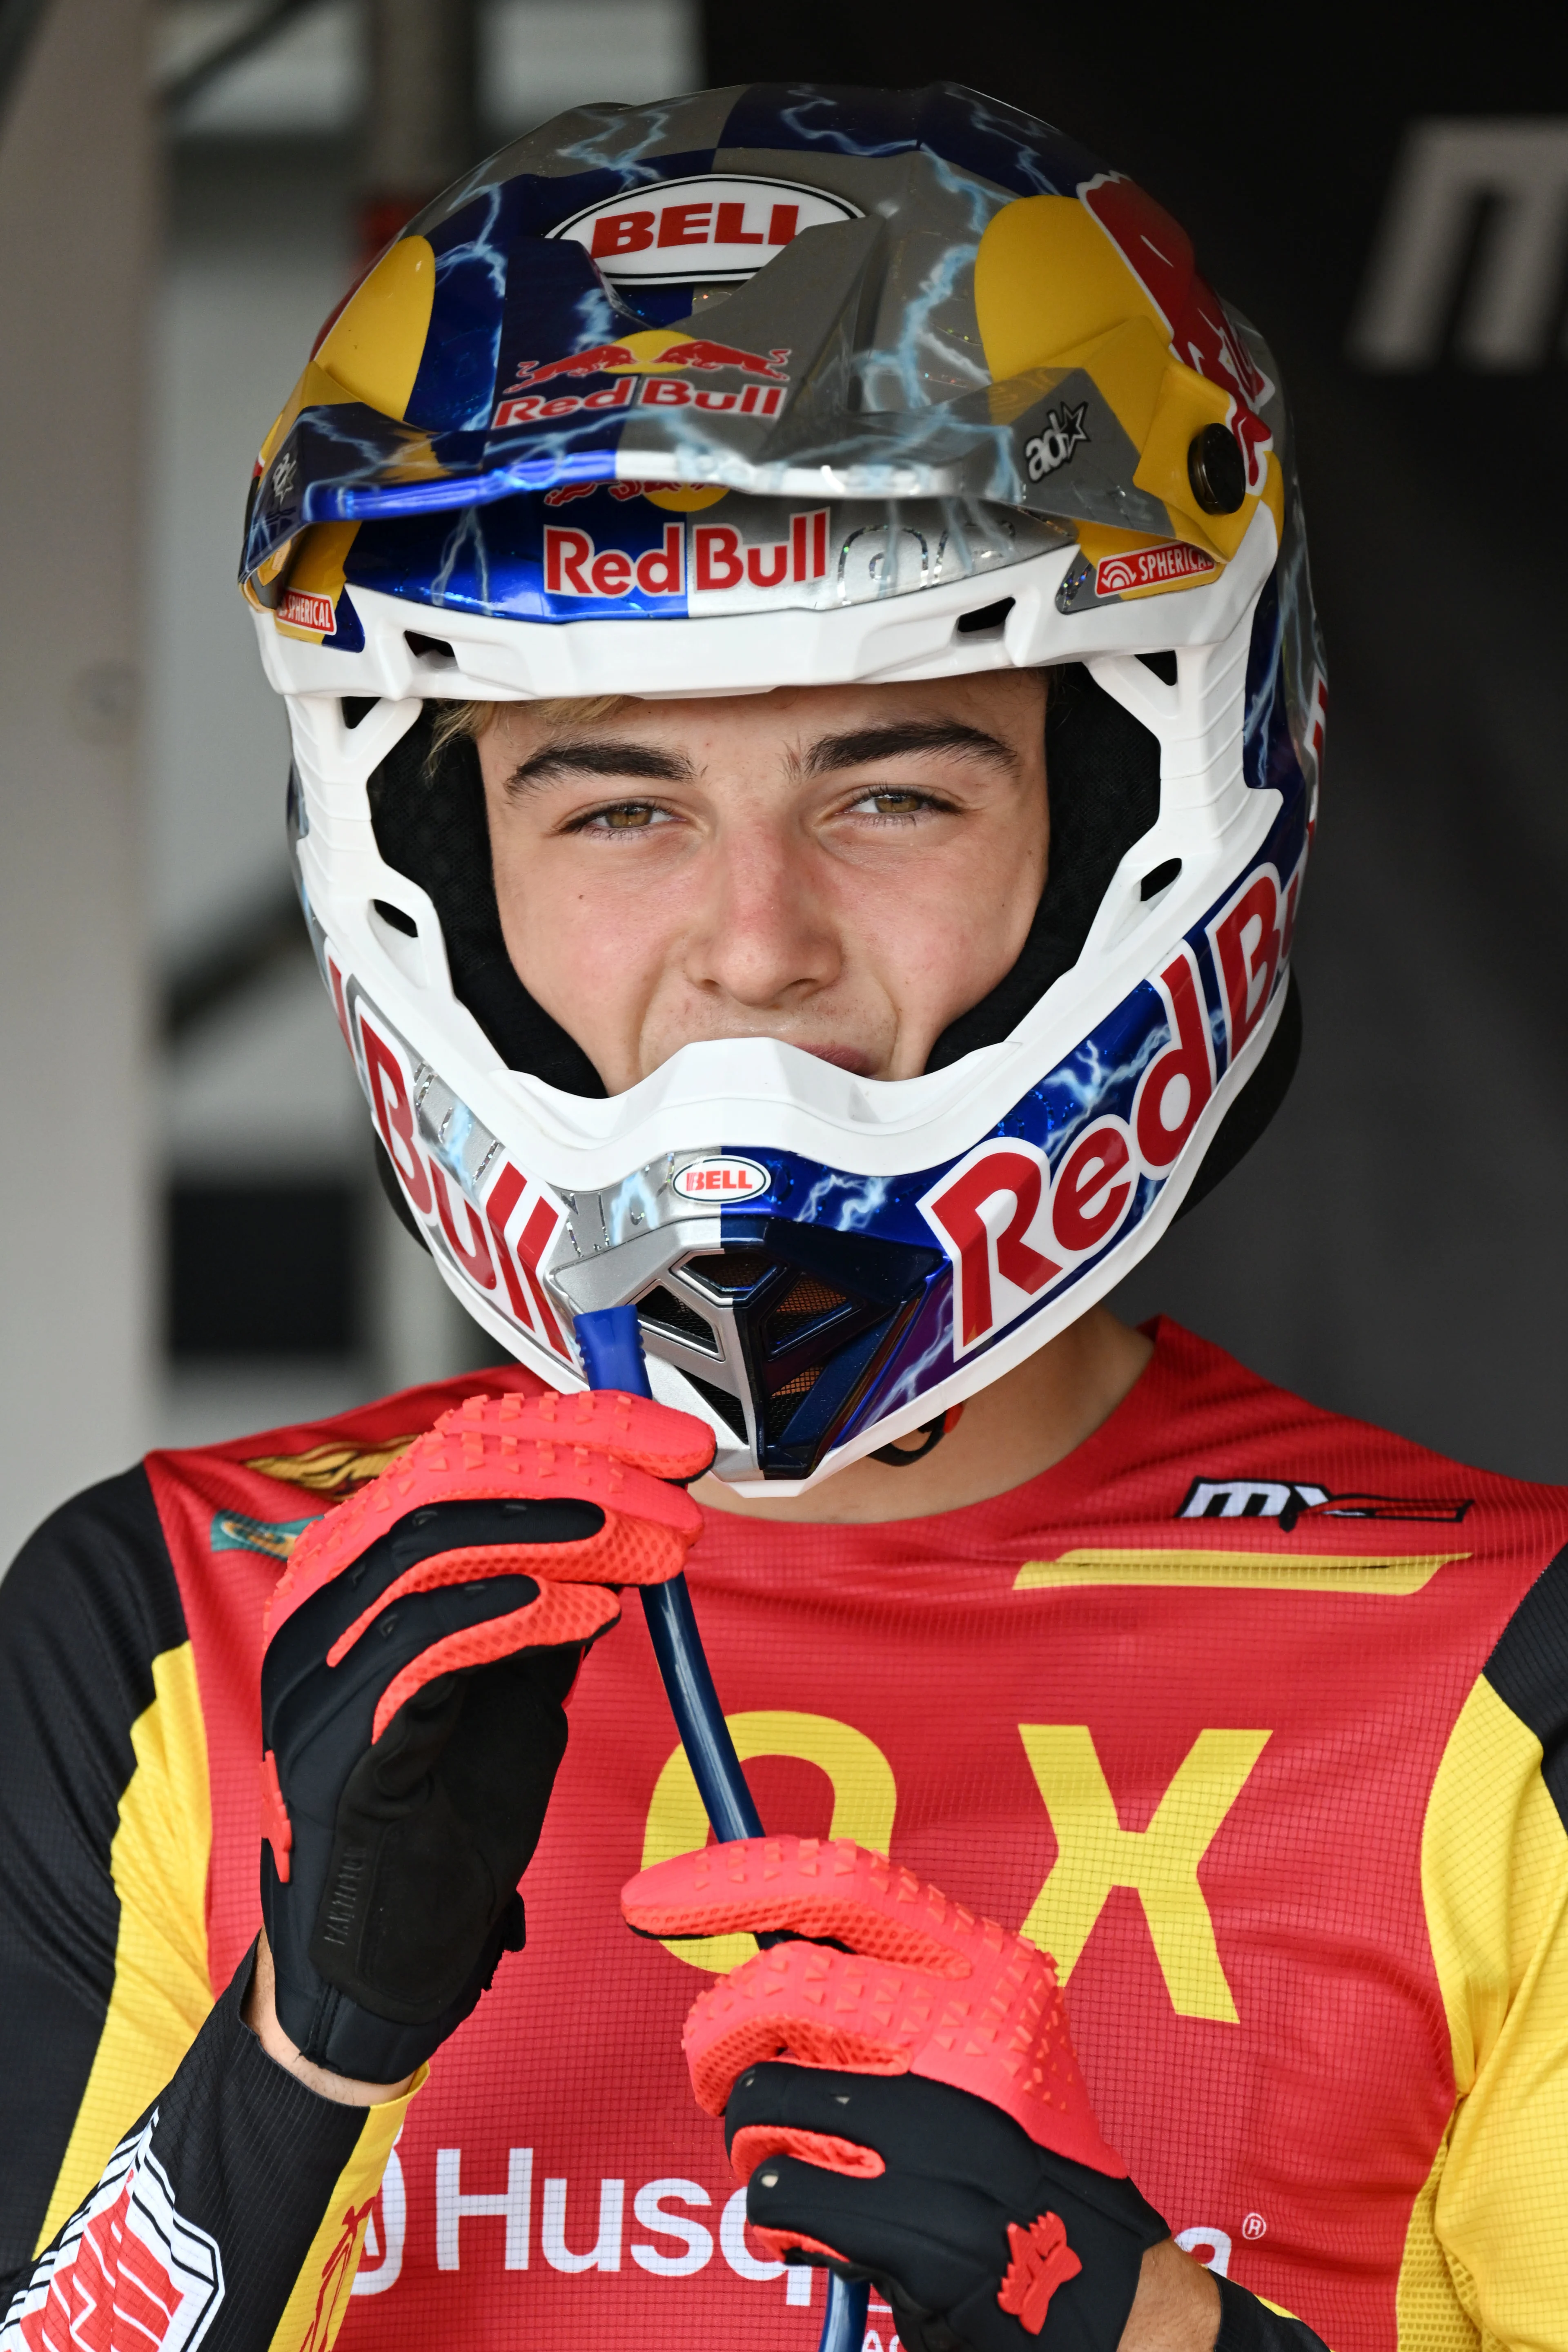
[{"xmin": 479, "ymin": 670, "xmax": 1049, "ymax": 1096}]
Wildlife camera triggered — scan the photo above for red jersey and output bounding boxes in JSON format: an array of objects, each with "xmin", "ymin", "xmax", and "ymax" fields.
[{"xmin": 7, "ymin": 1318, "xmax": 1568, "ymax": 2352}]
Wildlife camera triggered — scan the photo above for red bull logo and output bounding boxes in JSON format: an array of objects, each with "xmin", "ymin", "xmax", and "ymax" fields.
[
  {"xmin": 1080, "ymin": 173, "xmax": 1273, "ymax": 494},
  {"xmin": 541, "ymin": 510, "xmax": 829, "ymax": 606},
  {"xmin": 494, "ymin": 374, "xmax": 786, "ymax": 432},
  {"xmin": 505, "ymin": 337, "xmax": 791, "ymax": 394},
  {"xmin": 493, "ymin": 332, "xmax": 793, "ymax": 431},
  {"xmin": 545, "ymin": 521, "xmax": 685, "ymax": 601}
]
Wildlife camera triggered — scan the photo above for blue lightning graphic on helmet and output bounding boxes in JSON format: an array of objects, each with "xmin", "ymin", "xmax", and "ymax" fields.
[
  {"xmin": 430, "ymin": 505, "xmax": 493, "ymax": 608},
  {"xmin": 796, "ymin": 1170, "xmax": 893, "ymax": 1232},
  {"xmin": 557, "ymin": 101, "xmax": 687, "ymax": 186},
  {"xmin": 774, "ymin": 94, "xmax": 912, "ymax": 156}
]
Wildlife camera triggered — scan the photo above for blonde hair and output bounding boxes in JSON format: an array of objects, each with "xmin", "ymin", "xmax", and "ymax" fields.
[{"xmin": 429, "ymin": 695, "xmax": 629, "ymax": 760}]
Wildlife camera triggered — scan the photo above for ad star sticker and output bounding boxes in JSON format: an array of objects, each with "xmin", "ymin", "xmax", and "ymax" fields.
[{"xmin": 1025, "ymin": 403, "xmax": 1089, "ymax": 481}]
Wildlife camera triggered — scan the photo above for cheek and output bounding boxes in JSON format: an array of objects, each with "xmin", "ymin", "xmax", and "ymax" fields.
[
  {"xmin": 486, "ymin": 829, "xmax": 684, "ymax": 1081},
  {"xmin": 493, "ymin": 843, "xmax": 617, "ymax": 995},
  {"xmin": 842, "ymin": 824, "xmax": 1044, "ymax": 1003}
]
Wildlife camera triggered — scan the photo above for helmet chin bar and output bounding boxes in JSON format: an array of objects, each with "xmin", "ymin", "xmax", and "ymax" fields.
[{"xmin": 551, "ymin": 1218, "xmax": 942, "ymax": 1481}]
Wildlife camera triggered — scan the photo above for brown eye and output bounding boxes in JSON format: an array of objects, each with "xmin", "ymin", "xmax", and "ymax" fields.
[
  {"xmin": 600, "ymin": 804, "xmax": 656, "ymax": 829},
  {"xmin": 864, "ymin": 790, "xmax": 924, "ymax": 816}
]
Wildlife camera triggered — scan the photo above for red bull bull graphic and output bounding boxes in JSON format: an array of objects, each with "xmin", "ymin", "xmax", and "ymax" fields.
[
  {"xmin": 1080, "ymin": 174, "xmax": 1273, "ymax": 493},
  {"xmin": 543, "ymin": 479, "xmax": 684, "ymax": 507},
  {"xmin": 506, "ymin": 340, "xmax": 641, "ymax": 388},
  {"xmin": 651, "ymin": 339, "xmax": 791, "ymax": 379}
]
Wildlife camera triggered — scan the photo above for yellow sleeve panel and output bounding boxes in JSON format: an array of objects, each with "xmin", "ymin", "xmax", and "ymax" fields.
[
  {"xmin": 265, "ymin": 2072, "xmax": 426, "ymax": 2352},
  {"xmin": 1406, "ymin": 1675, "xmax": 1568, "ymax": 2352},
  {"xmin": 35, "ymin": 1639, "xmax": 214, "ymax": 2254}
]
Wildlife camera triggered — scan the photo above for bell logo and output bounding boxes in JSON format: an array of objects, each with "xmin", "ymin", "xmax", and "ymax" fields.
[
  {"xmin": 547, "ymin": 174, "xmax": 862, "ymax": 287},
  {"xmin": 672, "ymin": 1156, "xmax": 771, "ymax": 1203}
]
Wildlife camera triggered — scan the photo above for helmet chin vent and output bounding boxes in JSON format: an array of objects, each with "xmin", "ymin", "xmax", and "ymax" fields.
[
  {"xmin": 637, "ymin": 1285, "xmax": 719, "ymax": 1353},
  {"xmin": 763, "ymin": 1275, "xmax": 852, "ymax": 1351},
  {"xmin": 684, "ymin": 1249, "xmax": 773, "ymax": 1297},
  {"xmin": 634, "ymin": 1224, "xmax": 944, "ymax": 1479},
  {"xmin": 681, "ymin": 1372, "xmax": 748, "ymax": 1442},
  {"xmin": 765, "ymin": 1365, "xmax": 822, "ymax": 1442}
]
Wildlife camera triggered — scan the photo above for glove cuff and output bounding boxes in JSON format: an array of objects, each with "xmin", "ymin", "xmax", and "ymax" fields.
[{"xmin": 266, "ymin": 1884, "xmax": 525, "ymax": 2080}]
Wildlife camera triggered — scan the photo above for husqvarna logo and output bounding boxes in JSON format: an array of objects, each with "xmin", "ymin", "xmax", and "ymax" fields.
[{"xmin": 673, "ymin": 1156, "xmax": 771, "ymax": 1203}]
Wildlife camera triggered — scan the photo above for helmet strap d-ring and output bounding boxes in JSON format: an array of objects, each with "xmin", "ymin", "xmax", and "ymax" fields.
[{"xmin": 870, "ymin": 1404, "xmax": 964, "ymax": 1468}]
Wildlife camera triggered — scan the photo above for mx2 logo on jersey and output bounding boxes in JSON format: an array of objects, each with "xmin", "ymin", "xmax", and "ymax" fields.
[{"xmin": 1, "ymin": 2115, "xmax": 224, "ymax": 2350}]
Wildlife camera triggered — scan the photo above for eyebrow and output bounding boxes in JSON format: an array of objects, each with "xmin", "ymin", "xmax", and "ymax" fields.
[
  {"xmin": 800, "ymin": 720, "xmax": 1020, "ymax": 776},
  {"xmin": 504, "ymin": 716, "xmax": 1019, "ymax": 796},
  {"xmin": 505, "ymin": 738, "xmax": 696, "ymax": 793}
]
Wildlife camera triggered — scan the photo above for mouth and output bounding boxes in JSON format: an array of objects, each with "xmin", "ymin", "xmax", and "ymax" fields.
[{"xmin": 798, "ymin": 1043, "xmax": 878, "ymax": 1078}]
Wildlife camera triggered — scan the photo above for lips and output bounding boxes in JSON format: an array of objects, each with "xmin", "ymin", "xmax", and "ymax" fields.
[{"xmin": 798, "ymin": 1043, "xmax": 878, "ymax": 1077}]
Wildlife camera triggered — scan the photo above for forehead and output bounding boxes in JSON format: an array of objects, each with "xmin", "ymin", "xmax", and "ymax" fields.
[{"xmin": 487, "ymin": 668, "xmax": 1048, "ymax": 759}]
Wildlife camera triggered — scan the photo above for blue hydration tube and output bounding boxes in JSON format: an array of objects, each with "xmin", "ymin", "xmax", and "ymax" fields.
[{"xmin": 577, "ymin": 1304, "xmax": 870, "ymax": 2352}]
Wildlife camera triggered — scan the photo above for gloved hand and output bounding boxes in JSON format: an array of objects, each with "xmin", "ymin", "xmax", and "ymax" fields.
[
  {"xmin": 261, "ymin": 1384, "xmax": 713, "ymax": 2082},
  {"xmin": 622, "ymin": 1837, "xmax": 1168, "ymax": 2352}
]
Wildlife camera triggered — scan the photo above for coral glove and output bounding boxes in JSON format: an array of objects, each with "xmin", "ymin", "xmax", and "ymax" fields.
[
  {"xmin": 623, "ymin": 1837, "xmax": 1167, "ymax": 2352},
  {"xmin": 261, "ymin": 1386, "xmax": 713, "ymax": 2082}
]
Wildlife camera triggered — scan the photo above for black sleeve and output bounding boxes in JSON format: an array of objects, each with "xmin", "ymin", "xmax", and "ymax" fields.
[
  {"xmin": 0, "ymin": 1472, "xmax": 405, "ymax": 2341},
  {"xmin": 1216, "ymin": 2274, "xmax": 1332, "ymax": 2352},
  {"xmin": 0, "ymin": 1466, "xmax": 186, "ymax": 2275},
  {"xmin": 4, "ymin": 1949, "xmax": 381, "ymax": 2348}
]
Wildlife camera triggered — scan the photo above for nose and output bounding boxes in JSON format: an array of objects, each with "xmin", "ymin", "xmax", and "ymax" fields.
[{"xmin": 679, "ymin": 816, "xmax": 841, "ymax": 1012}]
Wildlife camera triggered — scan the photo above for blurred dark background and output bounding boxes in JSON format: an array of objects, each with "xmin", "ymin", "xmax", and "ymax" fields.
[{"xmin": 2, "ymin": 0, "xmax": 1564, "ymax": 1559}]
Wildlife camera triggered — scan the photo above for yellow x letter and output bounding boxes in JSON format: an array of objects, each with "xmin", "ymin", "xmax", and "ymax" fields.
[{"xmin": 1018, "ymin": 1725, "xmax": 1270, "ymax": 2022}]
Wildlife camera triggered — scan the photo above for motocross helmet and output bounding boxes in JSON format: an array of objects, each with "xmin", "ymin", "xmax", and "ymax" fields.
[{"xmin": 243, "ymin": 82, "xmax": 1325, "ymax": 1494}]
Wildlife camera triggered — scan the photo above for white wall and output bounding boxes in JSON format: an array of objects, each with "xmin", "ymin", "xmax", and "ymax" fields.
[{"xmin": 0, "ymin": 0, "xmax": 156, "ymax": 1564}]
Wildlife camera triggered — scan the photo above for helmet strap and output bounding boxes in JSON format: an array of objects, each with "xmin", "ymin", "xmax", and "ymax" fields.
[{"xmin": 871, "ymin": 1405, "xmax": 964, "ymax": 1468}]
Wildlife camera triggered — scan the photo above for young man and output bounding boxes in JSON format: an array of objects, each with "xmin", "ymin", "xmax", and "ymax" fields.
[{"xmin": 4, "ymin": 79, "xmax": 1566, "ymax": 2352}]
